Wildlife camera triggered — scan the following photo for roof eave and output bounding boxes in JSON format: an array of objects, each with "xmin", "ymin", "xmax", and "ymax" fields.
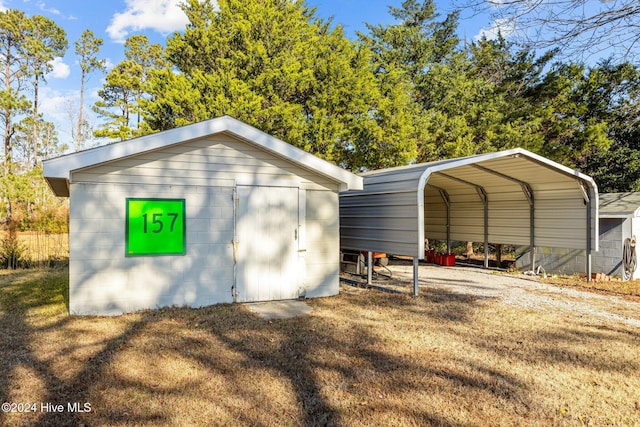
[{"xmin": 42, "ymin": 115, "xmax": 363, "ymax": 195}]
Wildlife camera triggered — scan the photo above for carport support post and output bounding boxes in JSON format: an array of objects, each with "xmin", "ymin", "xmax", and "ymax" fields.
[
  {"xmin": 579, "ymin": 179, "xmax": 592, "ymax": 283},
  {"xmin": 586, "ymin": 190, "xmax": 592, "ymax": 282},
  {"xmin": 367, "ymin": 251, "xmax": 373, "ymax": 285},
  {"xmin": 413, "ymin": 257, "xmax": 419, "ymax": 296},
  {"xmin": 438, "ymin": 189, "xmax": 451, "ymax": 253},
  {"xmin": 480, "ymin": 188, "xmax": 489, "ymax": 269},
  {"xmin": 531, "ymin": 247, "xmax": 536, "ymax": 273},
  {"xmin": 529, "ymin": 190, "xmax": 536, "ymax": 274},
  {"xmin": 467, "ymin": 184, "xmax": 489, "ymax": 268}
]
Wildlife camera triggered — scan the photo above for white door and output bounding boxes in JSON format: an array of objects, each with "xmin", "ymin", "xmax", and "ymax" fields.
[{"xmin": 236, "ymin": 185, "xmax": 300, "ymax": 302}]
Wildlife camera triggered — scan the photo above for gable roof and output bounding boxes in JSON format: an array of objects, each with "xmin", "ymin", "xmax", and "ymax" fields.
[
  {"xmin": 43, "ymin": 115, "xmax": 363, "ymax": 196},
  {"xmin": 599, "ymin": 192, "xmax": 640, "ymax": 218},
  {"xmin": 341, "ymin": 147, "xmax": 599, "ymax": 256}
]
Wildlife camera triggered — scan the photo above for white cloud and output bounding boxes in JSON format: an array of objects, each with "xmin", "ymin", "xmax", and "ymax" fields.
[
  {"xmin": 36, "ymin": 1, "xmax": 61, "ymax": 16},
  {"xmin": 475, "ymin": 18, "xmax": 517, "ymax": 41},
  {"xmin": 39, "ymin": 87, "xmax": 74, "ymax": 124},
  {"xmin": 49, "ymin": 57, "xmax": 70, "ymax": 79},
  {"xmin": 104, "ymin": 58, "xmax": 116, "ymax": 71},
  {"xmin": 106, "ymin": 0, "xmax": 191, "ymax": 43}
]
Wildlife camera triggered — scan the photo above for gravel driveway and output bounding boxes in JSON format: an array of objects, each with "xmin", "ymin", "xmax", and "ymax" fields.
[{"xmin": 361, "ymin": 262, "xmax": 640, "ymax": 328}]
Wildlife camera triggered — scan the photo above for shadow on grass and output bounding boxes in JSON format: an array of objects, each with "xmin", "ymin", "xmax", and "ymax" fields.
[
  {"xmin": 475, "ymin": 322, "xmax": 640, "ymax": 375},
  {"xmin": 2, "ymin": 269, "xmax": 640, "ymax": 425},
  {"xmin": 193, "ymin": 304, "xmax": 493, "ymax": 426},
  {"xmin": 342, "ymin": 285, "xmax": 493, "ymax": 323},
  {"xmin": 0, "ymin": 269, "xmax": 162, "ymax": 426},
  {"xmin": 0, "ymin": 270, "xmax": 506, "ymax": 426}
]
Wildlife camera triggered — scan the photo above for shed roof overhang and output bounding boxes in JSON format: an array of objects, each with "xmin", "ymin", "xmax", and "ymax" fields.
[
  {"xmin": 598, "ymin": 192, "xmax": 640, "ymax": 218},
  {"xmin": 43, "ymin": 115, "xmax": 363, "ymax": 197},
  {"xmin": 340, "ymin": 148, "xmax": 599, "ymax": 259}
]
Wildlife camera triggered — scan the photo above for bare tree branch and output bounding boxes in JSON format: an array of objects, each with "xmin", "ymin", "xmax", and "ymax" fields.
[{"xmin": 454, "ymin": 0, "xmax": 640, "ymax": 62}]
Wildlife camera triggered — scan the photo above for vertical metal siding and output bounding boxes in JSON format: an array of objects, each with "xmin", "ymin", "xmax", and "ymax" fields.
[
  {"xmin": 424, "ymin": 187, "xmax": 448, "ymax": 240},
  {"xmin": 340, "ymin": 188, "xmax": 422, "ymax": 256},
  {"xmin": 339, "ymin": 149, "xmax": 599, "ymax": 259}
]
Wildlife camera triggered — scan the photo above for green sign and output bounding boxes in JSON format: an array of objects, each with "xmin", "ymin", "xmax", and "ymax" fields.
[{"xmin": 125, "ymin": 198, "xmax": 186, "ymax": 256}]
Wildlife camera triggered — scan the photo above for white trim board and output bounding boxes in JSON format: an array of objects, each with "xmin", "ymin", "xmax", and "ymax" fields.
[{"xmin": 43, "ymin": 115, "xmax": 362, "ymax": 196}]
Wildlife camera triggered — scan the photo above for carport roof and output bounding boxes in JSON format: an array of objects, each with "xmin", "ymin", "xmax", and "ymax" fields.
[
  {"xmin": 340, "ymin": 148, "xmax": 599, "ymax": 258},
  {"xmin": 43, "ymin": 115, "xmax": 363, "ymax": 196}
]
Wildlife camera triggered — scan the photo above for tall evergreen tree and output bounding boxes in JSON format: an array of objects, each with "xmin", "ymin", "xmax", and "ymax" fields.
[
  {"xmin": 93, "ymin": 60, "xmax": 142, "ymax": 141},
  {"xmin": 124, "ymin": 35, "xmax": 166, "ymax": 130},
  {"xmin": 0, "ymin": 9, "xmax": 31, "ymax": 171},
  {"xmin": 24, "ymin": 15, "xmax": 67, "ymax": 166},
  {"xmin": 13, "ymin": 116, "xmax": 63, "ymax": 170},
  {"xmin": 359, "ymin": 0, "xmax": 462, "ymax": 161},
  {"xmin": 360, "ymin": 0, "xmax": 460, "ymax": 97},
  {"xmin": 94, "ymin": 35, "xmax": 166, "ymax": 141},
  {"xmin": 142, "ymin": 0, "xmax": 416, "ymax": 170},
  {"xmin": 574, "ymin": 61, "xmax": 640, "ymax": 190},
  {"xmin": 74, "ymin": 30, "xmax": 105, "ymax": 151}
]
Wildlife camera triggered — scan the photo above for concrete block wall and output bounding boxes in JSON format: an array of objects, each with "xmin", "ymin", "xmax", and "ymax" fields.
[{"xmin": 516, "ymin": 217, "xmax": 626, "ymax": 277}]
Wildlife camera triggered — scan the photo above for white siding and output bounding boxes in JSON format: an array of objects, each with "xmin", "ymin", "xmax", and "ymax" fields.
[
  {"xmin": 68, "ymin": 134, "xmax": 342, "ymax": 315},
  {"xmin": 305, "ymin": 190, "xmax": 340, "ymax": 298},
  {"xmin": 69, "ymin": 183, "xmax": 234, "ymax": 315},
  {"xmin": 72, "ymin": 134, "xmax": 336, "ymax": 191}
]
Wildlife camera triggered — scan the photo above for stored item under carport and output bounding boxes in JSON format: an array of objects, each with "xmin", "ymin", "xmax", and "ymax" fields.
[{"xmin": 435, "ymin": 253, "xmax": 456, "ymax": 266}]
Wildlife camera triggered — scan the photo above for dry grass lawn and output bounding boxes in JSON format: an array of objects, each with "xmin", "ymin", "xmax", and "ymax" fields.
[
  {"xmin": 543, "ymin": 274, "xmax": 640, "ymax": 301},
  {"xmin": 1, "ymin": 268, "xmax": 640, "ymax": 426}
]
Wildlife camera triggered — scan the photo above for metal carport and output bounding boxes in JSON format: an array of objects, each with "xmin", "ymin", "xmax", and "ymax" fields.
[{"xmin": 339, "ymin": 148, "xmax": 599, "ymax": 294}]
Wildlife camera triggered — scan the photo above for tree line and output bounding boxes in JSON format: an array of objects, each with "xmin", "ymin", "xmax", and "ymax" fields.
[{"xmin": 2, "ymin": 0, "xmax": 640, "ymax": 232}]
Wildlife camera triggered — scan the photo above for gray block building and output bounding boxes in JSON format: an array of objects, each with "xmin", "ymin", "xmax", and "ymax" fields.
[{"xmin": 517, "ymin": 192, "xmax": 640, "ymax": 280}]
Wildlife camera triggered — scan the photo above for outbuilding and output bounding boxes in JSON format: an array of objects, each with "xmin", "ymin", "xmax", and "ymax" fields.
[
  {"xmin": 516, "ymin": 192, "xmax": 640, "ymax": 280},
  {"xmin": 339, "ymin": 148, "xmax": 599, "ymax": 293},
  {"xmin": 43, "ymin": 116, "xmax": 362, "ymax": 315}
]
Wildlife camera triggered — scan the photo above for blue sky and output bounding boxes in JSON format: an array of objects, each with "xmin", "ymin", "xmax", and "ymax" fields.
[{"xmin": 0, "ymin": 0, "xmax": 495, "ymax": 148}]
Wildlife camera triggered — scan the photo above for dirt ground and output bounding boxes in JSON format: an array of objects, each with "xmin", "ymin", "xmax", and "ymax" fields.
[{"xmin": 349, "ymin": 260, "xmax": 640, "ymax": 328}]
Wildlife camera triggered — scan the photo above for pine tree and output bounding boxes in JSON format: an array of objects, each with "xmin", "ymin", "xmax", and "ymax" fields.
[
  {"xmin": 24, "ymin": 15, "xmax": 67, "ymax": 167},
  {"xmin": 74, "ymin": 30, "xmax": 105, "ymax": 151},
  {"xmin": 0, "ymin": 9, "xmax": 31, "ymax": 171},
  {"xmin": 142, "ymin": 0, "xmax": 417, "ymax": 170},
  {"xmin": 93, "ymin": 60, "xmax": 143, "ymax": 141}
]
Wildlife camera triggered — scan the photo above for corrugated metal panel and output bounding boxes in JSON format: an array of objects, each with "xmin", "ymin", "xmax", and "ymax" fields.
[
  {"xmin": 488, "ymin": 217, "xmax": 530, "ymax": 228},
  {"xmin": 343, "ymin": 205, "xmax": 421, "ymax": 218},
  {"xmin": 340, "ymin": 191, "xmax": 417, "ymax": 208},
  {"xmin": 340, "ymin": 187, "xmax": 421, "ymax": 255},
  {"xmin": 424, "ymin": 197, "xmax": 448, "ymax": 237},
  {"xmin": 339, "ymin": 148, "xmax": 598, "ymax": 258},
  {"xmin": 359, "ymin": 179, "xmax": 422, "ymax": 193}
]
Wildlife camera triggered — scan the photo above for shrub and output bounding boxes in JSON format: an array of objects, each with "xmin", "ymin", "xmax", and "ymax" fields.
[{"xmin": 1, "ymin": 223, "xmax": 29, "ymax": 269}]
